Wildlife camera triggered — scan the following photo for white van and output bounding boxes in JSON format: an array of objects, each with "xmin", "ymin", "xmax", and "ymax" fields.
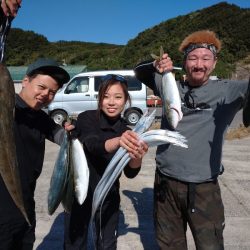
[{"xmin": 47, "ymin": 70, "xmax": 148, "ymax": 125}]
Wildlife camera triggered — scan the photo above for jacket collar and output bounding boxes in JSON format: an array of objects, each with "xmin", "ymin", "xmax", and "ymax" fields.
[
  {"xmin": 16, "ymin": 94, "xmax": 29, "ymax": 109},
  {"xmin": 99, "ymin": 110, "xmax": 124, "ymax": 132}
]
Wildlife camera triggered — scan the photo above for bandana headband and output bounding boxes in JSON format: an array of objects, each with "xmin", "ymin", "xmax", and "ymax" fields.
[{"xmin": 184, "ymin": 43, "xmax": 217, "ymax": 57}]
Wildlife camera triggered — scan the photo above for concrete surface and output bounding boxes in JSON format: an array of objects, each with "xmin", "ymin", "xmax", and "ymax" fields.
[{"xmin": 34, "ymin": 132, "xmax": 250, "ymax": 250}]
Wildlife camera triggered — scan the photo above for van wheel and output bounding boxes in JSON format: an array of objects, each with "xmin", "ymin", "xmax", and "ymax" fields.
[
  {"xmin": 51, "ymin": 110, "xmax": 68, "ymax": 125},
  {"xmin": 125, "ymin": 110, "xmax": 141, "ymax": 126}
]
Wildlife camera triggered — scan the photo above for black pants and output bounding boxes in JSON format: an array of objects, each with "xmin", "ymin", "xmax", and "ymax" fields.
[
  {"xmin": 154, "ymin": 171, "xmax": 225, "ymax": 250},
  {"xmin": 64, "ymin": 190, "xmax": 120, "ymax": 250},
  {"xmin": 0, "ymin": 217, "xmax": 35, "ymax": 250}
]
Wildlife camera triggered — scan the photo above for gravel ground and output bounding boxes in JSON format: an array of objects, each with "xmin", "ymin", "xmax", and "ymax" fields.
[{"xmin": 34, "ymin": 123, "xmax": 250, "ymax": 249}]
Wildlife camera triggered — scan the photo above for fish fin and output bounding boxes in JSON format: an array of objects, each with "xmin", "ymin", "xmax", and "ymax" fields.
[
  {"xmin": 160, "ymin": 46, "xmax": 164, "ymax": 60},
  {"xmin": 151, "ymin": 46, "xmax": 164, "ymax": 61},
  {"xmin": 151, "ymin": 53, "xmax": 159, "ymax": 60}
]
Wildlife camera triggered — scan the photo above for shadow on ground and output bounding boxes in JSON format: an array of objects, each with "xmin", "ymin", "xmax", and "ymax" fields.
[
  {"xmin": 36, "ymin": 188, "xmax": 158, "ymax": 249},
  {"xmin": 120, "ymin": 188, "xmax": 159, "ymax": 250},
  {"xmin": 36, "ymin": 213, "xmax": 64, "ymax": 250}
]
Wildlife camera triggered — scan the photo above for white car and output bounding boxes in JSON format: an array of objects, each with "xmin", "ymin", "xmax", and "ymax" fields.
[{"xmin": 47, "ymin": 70, "xmax": 148, "ymax": 125}]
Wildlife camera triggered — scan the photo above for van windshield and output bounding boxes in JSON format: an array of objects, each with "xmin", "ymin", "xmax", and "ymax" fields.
[
  {"xmin": 65, "ymin": 77, "xmax": 89, "ymax": 94},
  {"xmin": 94, "ymin": 75, "xmax": 142, "ymax": 92}
]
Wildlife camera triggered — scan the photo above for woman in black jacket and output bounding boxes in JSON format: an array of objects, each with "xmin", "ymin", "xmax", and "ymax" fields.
[{"xmin": 64, "ymin": 74, "xmax": 148, "ymax": 250}]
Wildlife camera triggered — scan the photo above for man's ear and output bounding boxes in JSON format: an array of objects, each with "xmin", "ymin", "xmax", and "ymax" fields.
[
  {"xmin": 213, "ymin": 58, "xmax": 218, "ymax": 70},
  {"xmin": 22, "ymin": 76, "xmax": 29, "ymax": 88}
]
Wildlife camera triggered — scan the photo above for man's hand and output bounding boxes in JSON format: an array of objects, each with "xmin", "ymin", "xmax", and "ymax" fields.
[
  {"xmin": 151, "ymin": 46, "xmax": 173, "ymax": 73},
  {"xmin": 1, "ymin": 0, "xmax": 22, "ymax": 17},
  {"xmin": 64, "ymin": 122, "xmax": 75, "ymax": 132}
]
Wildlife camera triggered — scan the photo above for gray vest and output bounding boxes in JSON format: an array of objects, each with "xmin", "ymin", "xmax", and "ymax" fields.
[{"xmin": 155, "ymin": 77, "xmax": 248, "ymax": 183}]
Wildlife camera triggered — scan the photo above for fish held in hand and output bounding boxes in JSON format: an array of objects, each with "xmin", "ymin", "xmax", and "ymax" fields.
[
  {"xmin": 0, "ymin": 63, "xmax": 30, "ymax": 225},
  {"xmin": 91, "ymin": 128, "xmax": 188, "ymax": 220},
  {"xmin": 162, "ymin": 72, "xmax": 183, "ymax": 129},
  {"xmin": 91, "ymin": 110, "xmax": 188, "ymax": 220},
  {"xmin": 71, "ymin": 138, "xmax": 89, "ymax": 205},
  {"xmin": 151, "ymin": 46, "xmax": 183, "ymax": 129},
  {"xmin": 48, "ymin": 135, "xmax": 89, "ymax": 214},
  {"xmin": 48, "ymin": 132, "xmax": 70, "ymax": 215}
]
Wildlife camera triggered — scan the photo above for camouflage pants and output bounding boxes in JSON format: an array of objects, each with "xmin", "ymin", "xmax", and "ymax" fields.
[{"xmin": 154, "ymin": 171, "xmax": 225, "ymax": 250}]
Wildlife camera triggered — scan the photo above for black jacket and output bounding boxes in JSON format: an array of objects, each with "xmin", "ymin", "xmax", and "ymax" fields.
[
  {"xmin": 75, "ymin": 110, "xmax": 140, "ymax": 195},
  {"xmin": 0, "ymin": 95, "xmax": 63, "ymax": 222}
]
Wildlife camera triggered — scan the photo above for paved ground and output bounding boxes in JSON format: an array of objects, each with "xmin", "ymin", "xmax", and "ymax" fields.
[{"xmin": 34, "ymin": 125, "xmax": 250, "ymax": 250}]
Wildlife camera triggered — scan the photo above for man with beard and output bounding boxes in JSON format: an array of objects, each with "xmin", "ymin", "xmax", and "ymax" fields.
[{"xmin": 134, "ymin": 30, "xmax": 250, "ymax": 250}]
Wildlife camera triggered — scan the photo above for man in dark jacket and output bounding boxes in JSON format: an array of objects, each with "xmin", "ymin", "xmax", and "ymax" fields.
[
  {"xmin": 0, "ymin": 58, "xmax": 73, "ymax": 250},
  {"xmin": 134, "ymin": 30, "xmax": 250, "ymax": 250}
]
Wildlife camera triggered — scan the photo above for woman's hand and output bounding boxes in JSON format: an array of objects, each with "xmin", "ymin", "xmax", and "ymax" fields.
[{"xmin": 120, "ymin": 130, "xmax": 148, "ymax": 168}]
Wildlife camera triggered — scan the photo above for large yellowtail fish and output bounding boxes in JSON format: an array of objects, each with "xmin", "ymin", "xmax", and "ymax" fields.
[
  {"xmin": 151, "ymin": 46, "xmax": 183, "ymax": 129},
  {"xmin": 0, "ymin": 63, "xmax": 30, "ymax": 225},
  {"xmin": 0, "ymin": 7, "xmax": 29, "ymax": 225},
  {"xmin": 48, "ymin": 134, "xmax": 89, "ymax": 215}
]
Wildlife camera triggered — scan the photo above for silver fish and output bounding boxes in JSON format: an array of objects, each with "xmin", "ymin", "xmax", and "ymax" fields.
[
  {"xmin": 91, "ymin": 128, "xmax": 188, "ymax": 219},
  {"xmin": 140, "ymin": 129, "xmax": 187, "ymax": 148},
  {"xmin": 91, "ymin": 110, "xmax": 156, "ymax": 211},
  {"xmin": 162, "ymin": 72, "xmax": 183, "ymax": 129},
  {"xmin": 151, "ymin": 46, "xmax": 183, "ymax": 129},
  {"xmin": 70, "ymin": 138, "xmax": 89, "ymax": 205},
  {"xmin": 48, "ymin": 136, "xmax": 89, "ymax": 214},
  {"xmin": 134, "ymin": 109, "xmax": 156, "ymax": 134},
  {"xmin": 0, "ymin": 63, "xmax": 30, "ymax": 225},
  {"xmin": 90, "ymin": 111, "xmax": 156, "ymax": 219},
  {"xmin": 61, "ymin": 139, "xmax": 74, "ymax": 213},
  {"xmin": 98, "ymin": 109, "xmax": 157, "ymax": 181},
  {"xmin": 140, "ymin": 131, "xmax": 187, "ymax": 148},
  {"xmin": 91, "ymin": 152, "xmax": 130, "ymax": 220},
  {"xmin": 48, "ymin": 132, "xmax": 70, "ymax": 215},
  {"xmin": 91, "ymin": 111, "xmax": 187, "ymax": 219}
]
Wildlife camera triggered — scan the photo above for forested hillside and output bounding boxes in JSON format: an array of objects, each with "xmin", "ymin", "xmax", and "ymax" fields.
[{"xmin": 5, "ymin": 2, "xmax": 250, "ymax": 78}]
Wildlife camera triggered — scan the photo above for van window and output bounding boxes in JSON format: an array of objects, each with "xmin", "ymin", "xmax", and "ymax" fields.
[
  {"xmin": 94, "ymin": 75, "xmax": 142, "ymax": 92},
  {"xmin": 126, "ymin": 76, "xmax": 142, "ymax": 91},
  {"xmin": 65, "ymin": 77, "xmax": 89, "ymax": 94}
]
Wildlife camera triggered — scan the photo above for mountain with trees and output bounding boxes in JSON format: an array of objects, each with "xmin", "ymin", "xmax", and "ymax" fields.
[{"xmin": 5, "ymin": 2, "xmax": 250, "ymax": 79}]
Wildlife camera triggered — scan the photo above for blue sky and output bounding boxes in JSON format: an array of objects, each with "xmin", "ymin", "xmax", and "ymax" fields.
[{"xmin": 12, "ymin": 0, "xmax": 249, "ymax": 45}]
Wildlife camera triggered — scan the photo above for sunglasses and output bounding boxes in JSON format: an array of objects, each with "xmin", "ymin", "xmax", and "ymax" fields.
[
  {"xmin": 101, "ymin": 74, "xmax": 127, "ymax": 85},
  {"xmin": 184, "ymin": 91, "xmax": 211, "ymax": 110}
]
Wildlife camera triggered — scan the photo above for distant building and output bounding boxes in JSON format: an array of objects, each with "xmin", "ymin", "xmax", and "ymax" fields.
[{"xmin": 7, "ymin": 65, "xmax": 87, "ymax": 81}]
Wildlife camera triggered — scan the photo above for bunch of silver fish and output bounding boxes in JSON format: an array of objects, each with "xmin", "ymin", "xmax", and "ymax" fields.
[
  {"xmin": 48, "ymin": 133, "xmax": 89, "ymax": 215},
  {"xmin": 91, "ymin": 110, "xmax": 188, "ymax": 220}
]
